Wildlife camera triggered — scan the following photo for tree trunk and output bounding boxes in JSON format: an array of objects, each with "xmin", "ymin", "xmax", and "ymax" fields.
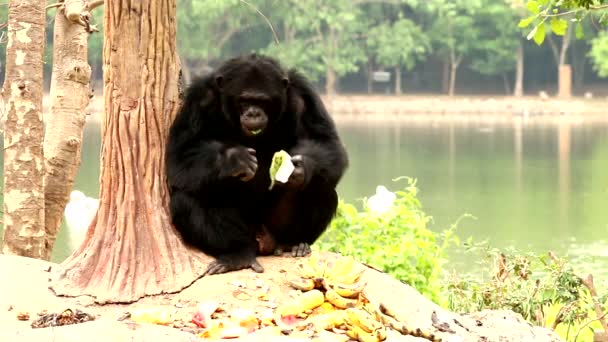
[
  {"xmin": 448, "ymin": 58, "xmax": 460, "ymax": 97},
  {"xmin": 1, "ymin": 0, "xmax": 47, "ymax": 259},
  {"xmin": 50, "ymin": 0, "xmax": 207, "ymax": 304},
  {"xmin": 44, "ymin": 0, "xmax": 98, "ymax": 258},
  {"xmin": 395, "ymin": 66, "xmax": 402, "ymax": 95},
  {"xmin": 571, "ymin": 41, "xmax": 585, "ymax": 91},
  {"xmin": 325, "ymin": 27, "xmax": 338, "ymax": 98},
  {"xmin": 557, "ymin": 27, "xmax": 572, "ymax": 97},
  {"xmin": 326, "ymin": 67, "xmax": 336, "ymax": 99},
  {"xmin": 367, "ymin": 61, "xmax": 373, "ymax": 94},
  {"xmin": 513, "ymin": 39, "xmax": 524, "ymax": 97},
  {"xmin": 442, "ymin": 60, "xmax": 449, "ymax": 94},
  {"xmin": 502, "ymin": 73, "xmax": 511, "ymax": 95}
]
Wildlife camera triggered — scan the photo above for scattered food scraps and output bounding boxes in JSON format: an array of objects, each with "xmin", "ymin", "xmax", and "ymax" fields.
[
  {"xmin": 31, "ymin": 309, "xmax": 95, "ymax": 328},
  {"xmin": 17, "ymin": 312, "xmax": 30, "ymax": 321},
  {"xmin": 130, "ymin": 307, "xmax": 173, "ymax": 325}
]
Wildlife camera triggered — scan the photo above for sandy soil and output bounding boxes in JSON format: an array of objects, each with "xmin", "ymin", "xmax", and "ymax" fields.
[{"xmin": 0, "ymin": 253, "xmax": 564, "ymax": 342}]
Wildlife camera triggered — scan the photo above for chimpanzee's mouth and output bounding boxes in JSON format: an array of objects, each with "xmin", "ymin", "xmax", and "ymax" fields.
[{"xmin": 241, "ymin": 124, "xmax": 266, "ymax": 137}]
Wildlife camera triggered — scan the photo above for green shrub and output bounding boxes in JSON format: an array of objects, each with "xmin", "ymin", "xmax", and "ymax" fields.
[
  {"xmin": 316, "ymin": 177, "xmax": 458, "ymax": 305},
  {"xmin": 445, "ymin": 242, "xmax": 608, "ymax": 342}
]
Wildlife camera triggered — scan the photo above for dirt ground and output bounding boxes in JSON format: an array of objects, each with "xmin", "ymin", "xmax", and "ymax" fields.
[{"xmin": 0, "ymin": 253, "xmax": 565, "ymax": 342}]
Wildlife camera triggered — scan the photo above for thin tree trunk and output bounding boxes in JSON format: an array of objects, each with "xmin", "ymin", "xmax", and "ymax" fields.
[
  {"xmin": 448, "ymin": 64, "xmax": 457, "ymax": 96},
  {"xmin": 367, "ymin": 61, "xmax": 373, "ymax": 94},
  {"xmin": 395, "ymin": 66, "xmax": 402, "ymax": 95},
  {"xmin": 513, "ymin": 39, "xmax": 524, "ymax": 97},
  {"xmin": 571, "ymin": 41, "xmax": 585, "ymax": 90},
  {"xmin": 442, "ymin": 60, "xmax": 449, "ymax": 94},
  {"xmin": 2, "ymin": 0, "xmax": 47, "ymax": 259},
  {"xmin": 44, "ymin": 0, "xmax": 98, "ymax": 257},
  {"xmin": 448, "ymin": 56, "xmax": 460, "ymax": 97},
  {"xmin": 502, "ymin": 73, "xmax": 512, "ymax": 95},
  {"xmin": 558, "ymin": 27, "xmax": 572, "ymax": 98},
  {"xmin": 326, "ymin": 67, "xmax": 336, "ymax": 98},
  {"xmin": 325, "ymin": 27, "xmax": 337, "ymax": 98},
  {"xmin": 51, "ymin": 0, "xmax": 207, "ymax": 304}
]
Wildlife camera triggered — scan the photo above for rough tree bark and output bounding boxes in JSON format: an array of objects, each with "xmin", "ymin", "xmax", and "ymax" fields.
[
  {"xmin": 513, "ymin": 39, "xmax": 524, "ymax": 97},
  {"xmin": 1, "ymin": 0, "xmax": 47, "ymax": 259},
  {"xmin": 44, "ymin": 0, "xmax": 101, "ymax": 258},
  {"xmin": 50, "ymin": 0, "xmax": 208, "ymax": 304}
]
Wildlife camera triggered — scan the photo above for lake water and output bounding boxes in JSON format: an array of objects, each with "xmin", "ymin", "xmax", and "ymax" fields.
[{"xmin": 2, "ymin": 114, "xmax": 608, "ymax": 275}]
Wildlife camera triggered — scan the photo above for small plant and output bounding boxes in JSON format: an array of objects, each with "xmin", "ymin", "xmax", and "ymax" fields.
[
  {"xmin": 445, "ymin": 241, "xmax": 608, "ymax": 342},
  {"xmin": 317, "ymin": 177, "xmax": 460, "ymax": 305}
]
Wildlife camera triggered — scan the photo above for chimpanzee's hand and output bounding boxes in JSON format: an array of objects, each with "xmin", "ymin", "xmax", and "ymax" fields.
[
  {"xmin": 285, "ymin": 155, "xmax": 313, "ymax": 189},
  {"xmin": 222, "ymin": 147, "xmax": 257, "ymax": 181}
]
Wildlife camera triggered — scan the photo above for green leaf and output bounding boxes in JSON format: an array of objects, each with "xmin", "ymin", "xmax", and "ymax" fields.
[
  {"xmin": 533, "ymin": 23, "xmax": 546, "ymax": 45},
  {"xmin": 575, "ymin": 22, "xmax": 584, "ymax": 39},
  {"xmin": 518, "ymin": 15, "xmax": 536, "ymax": 28},
  {"xmin": 526, "ymin": 0, "xmax": 540, "ymax": 14},
  {"xmin": 550, "ymin": 18, "xmax": 568, "ymax": 36}
]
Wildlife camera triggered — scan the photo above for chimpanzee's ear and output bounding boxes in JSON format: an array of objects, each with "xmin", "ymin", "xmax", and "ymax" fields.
[{"xmin": 215, "ymin": 74, "xmax": 224, "ymax": 89}]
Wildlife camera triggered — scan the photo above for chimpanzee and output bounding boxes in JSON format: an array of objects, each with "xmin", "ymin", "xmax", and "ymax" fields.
[{"xmin": 165, "ymin": 53, "xmax": 348, "ymax": 275}]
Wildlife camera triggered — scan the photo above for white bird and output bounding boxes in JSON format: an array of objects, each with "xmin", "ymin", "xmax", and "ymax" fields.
[
  {"xmin": 64, "ymin": 190, "xmax": 99, "ymax": 246},
  {"xmin": 365, "ymin": 185, "xmax": 397, "ymax": 214}
]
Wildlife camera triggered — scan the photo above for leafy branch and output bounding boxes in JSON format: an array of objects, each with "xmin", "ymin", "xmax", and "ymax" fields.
[{"xmin": 518, "ymin": 0, "xmax": 608, "ymax": 45}]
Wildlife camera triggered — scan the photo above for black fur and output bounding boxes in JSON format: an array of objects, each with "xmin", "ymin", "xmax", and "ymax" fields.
[{"xmin": 165, "ymin": 53, "xmax": 348, "ymax": 275}]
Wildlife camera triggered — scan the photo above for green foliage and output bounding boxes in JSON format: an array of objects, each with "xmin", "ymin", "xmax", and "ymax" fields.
[
  {"xmin": 446, "ymin": 242, "xmax": 608, "ymax": 342},
  {"xmin": 263, "ymin": 0, "xmax": 367, "ymax": 81},
  {"xmin": 366, "ymin": 17, "xmax": 429, "ymax": 71},
  {"xmin": 316, "ymin": 178, "xmax": 459, "ymax": 305},
  {"xmin": 589, "ymin": 31, "xmax": 608, "ymax": 77},
  {"xmin": 470, "ymin": 1, "xmax": 520, "ymax": 76},
  {"xmin": 177, "ymin": 0, "xmax": 275, "ymax": 63},
  {"xmin": 518, "ymin": 0, "xmax": 608, "ymax": 45},
  {"xmin": 426, "ymin": 0, "xmax": 483, "ymax": 65}
]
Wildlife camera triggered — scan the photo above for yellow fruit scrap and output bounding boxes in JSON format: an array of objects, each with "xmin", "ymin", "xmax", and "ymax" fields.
[
  {"xmin": 288, "ymin": 277, "xmax": 316, "ymax": 291},
  {"xmin": 325, "ymin": 289, "xmax": 358, "ymax": 309},
  {"xmin": 333, "ymin": 281, "xmax": 367, "ymax": 298},
  {"xmin": 276, "ymin": 289, "xmax": 325, "ymax": 317},
  {"xmin": 130, "ymin": 307, "xmax": 174, "ymax": 325},
  {"xmin": 307, "ymin": 310, "xmax": 348, "ymax": 331}
]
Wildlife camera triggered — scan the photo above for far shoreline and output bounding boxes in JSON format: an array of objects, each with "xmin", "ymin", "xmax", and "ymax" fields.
[{"xmin": 44, "ymin": 93, "xmax": 607, "ymax": 124}]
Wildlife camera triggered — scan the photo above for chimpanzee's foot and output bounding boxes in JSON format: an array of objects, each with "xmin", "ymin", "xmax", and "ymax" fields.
[
  {"xmin": 273, "ymin": 242, "xmax": 311, "ymax": 257},
  {"xmin": 203, "ymin": 254, "xmax": 264, "ymax": 275}
]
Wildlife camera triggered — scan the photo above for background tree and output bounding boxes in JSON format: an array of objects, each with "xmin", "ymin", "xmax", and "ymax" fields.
[
  {"xmin": 50, "ymin": 0, "xmax": 207, "ymax": 304},
  {"xmin": 470, "ymin": 1, "xmax": 520, "ymax": 95},
  {"xmin": 44, "ymin": 0, "xmax": 103, "ymax": 260},
  {"xmin": 589, "ymin": 31, "xmax": 608, "ymax": 77},
  {"xmin": 428, "ymin": 0, "xmax": 482, "ymax": 96},
  {"xmin": 366, "ymin": 17, "xmax": 429, "ymax": 95},
  {"xmin": 265, "ymin": 0, "xmax": 367, "ymax": 97},
  {"xmin": 177, "ymin": 0, "xmax": 270, "ymax": 82},
  {"xmin": 1, "ymin": 0, "xmax": 47, "ymax": 258}
]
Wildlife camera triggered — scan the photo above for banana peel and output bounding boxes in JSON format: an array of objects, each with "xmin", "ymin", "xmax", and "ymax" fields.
[
  {"xmin": 325, "ymin": 289, "xmax": 358, "ymax": 309},
  {"xmin": 130, "ymin": 307, "xmax": 173, "ymax": 325},
  {"xmin": 307, "ymin": 310, "xmax": 348, "ymax": 331},
  {"xmin": 333, "ymin": 280, "xmax": 367, "ymax": 298},
  {"xmin": 345, "ymin": 322, "xmax": 386, "ymax": 342},
  {"xmin": 269, "ymin": 150, "xmax": 295, "ymax": 190},
  {"xmin": 289, "ymin": 253, "xmax": 367, "ymax": 296},
  {"xmin": 276, "ymin": 289, "xmax": 325, "ymax": 317}
]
